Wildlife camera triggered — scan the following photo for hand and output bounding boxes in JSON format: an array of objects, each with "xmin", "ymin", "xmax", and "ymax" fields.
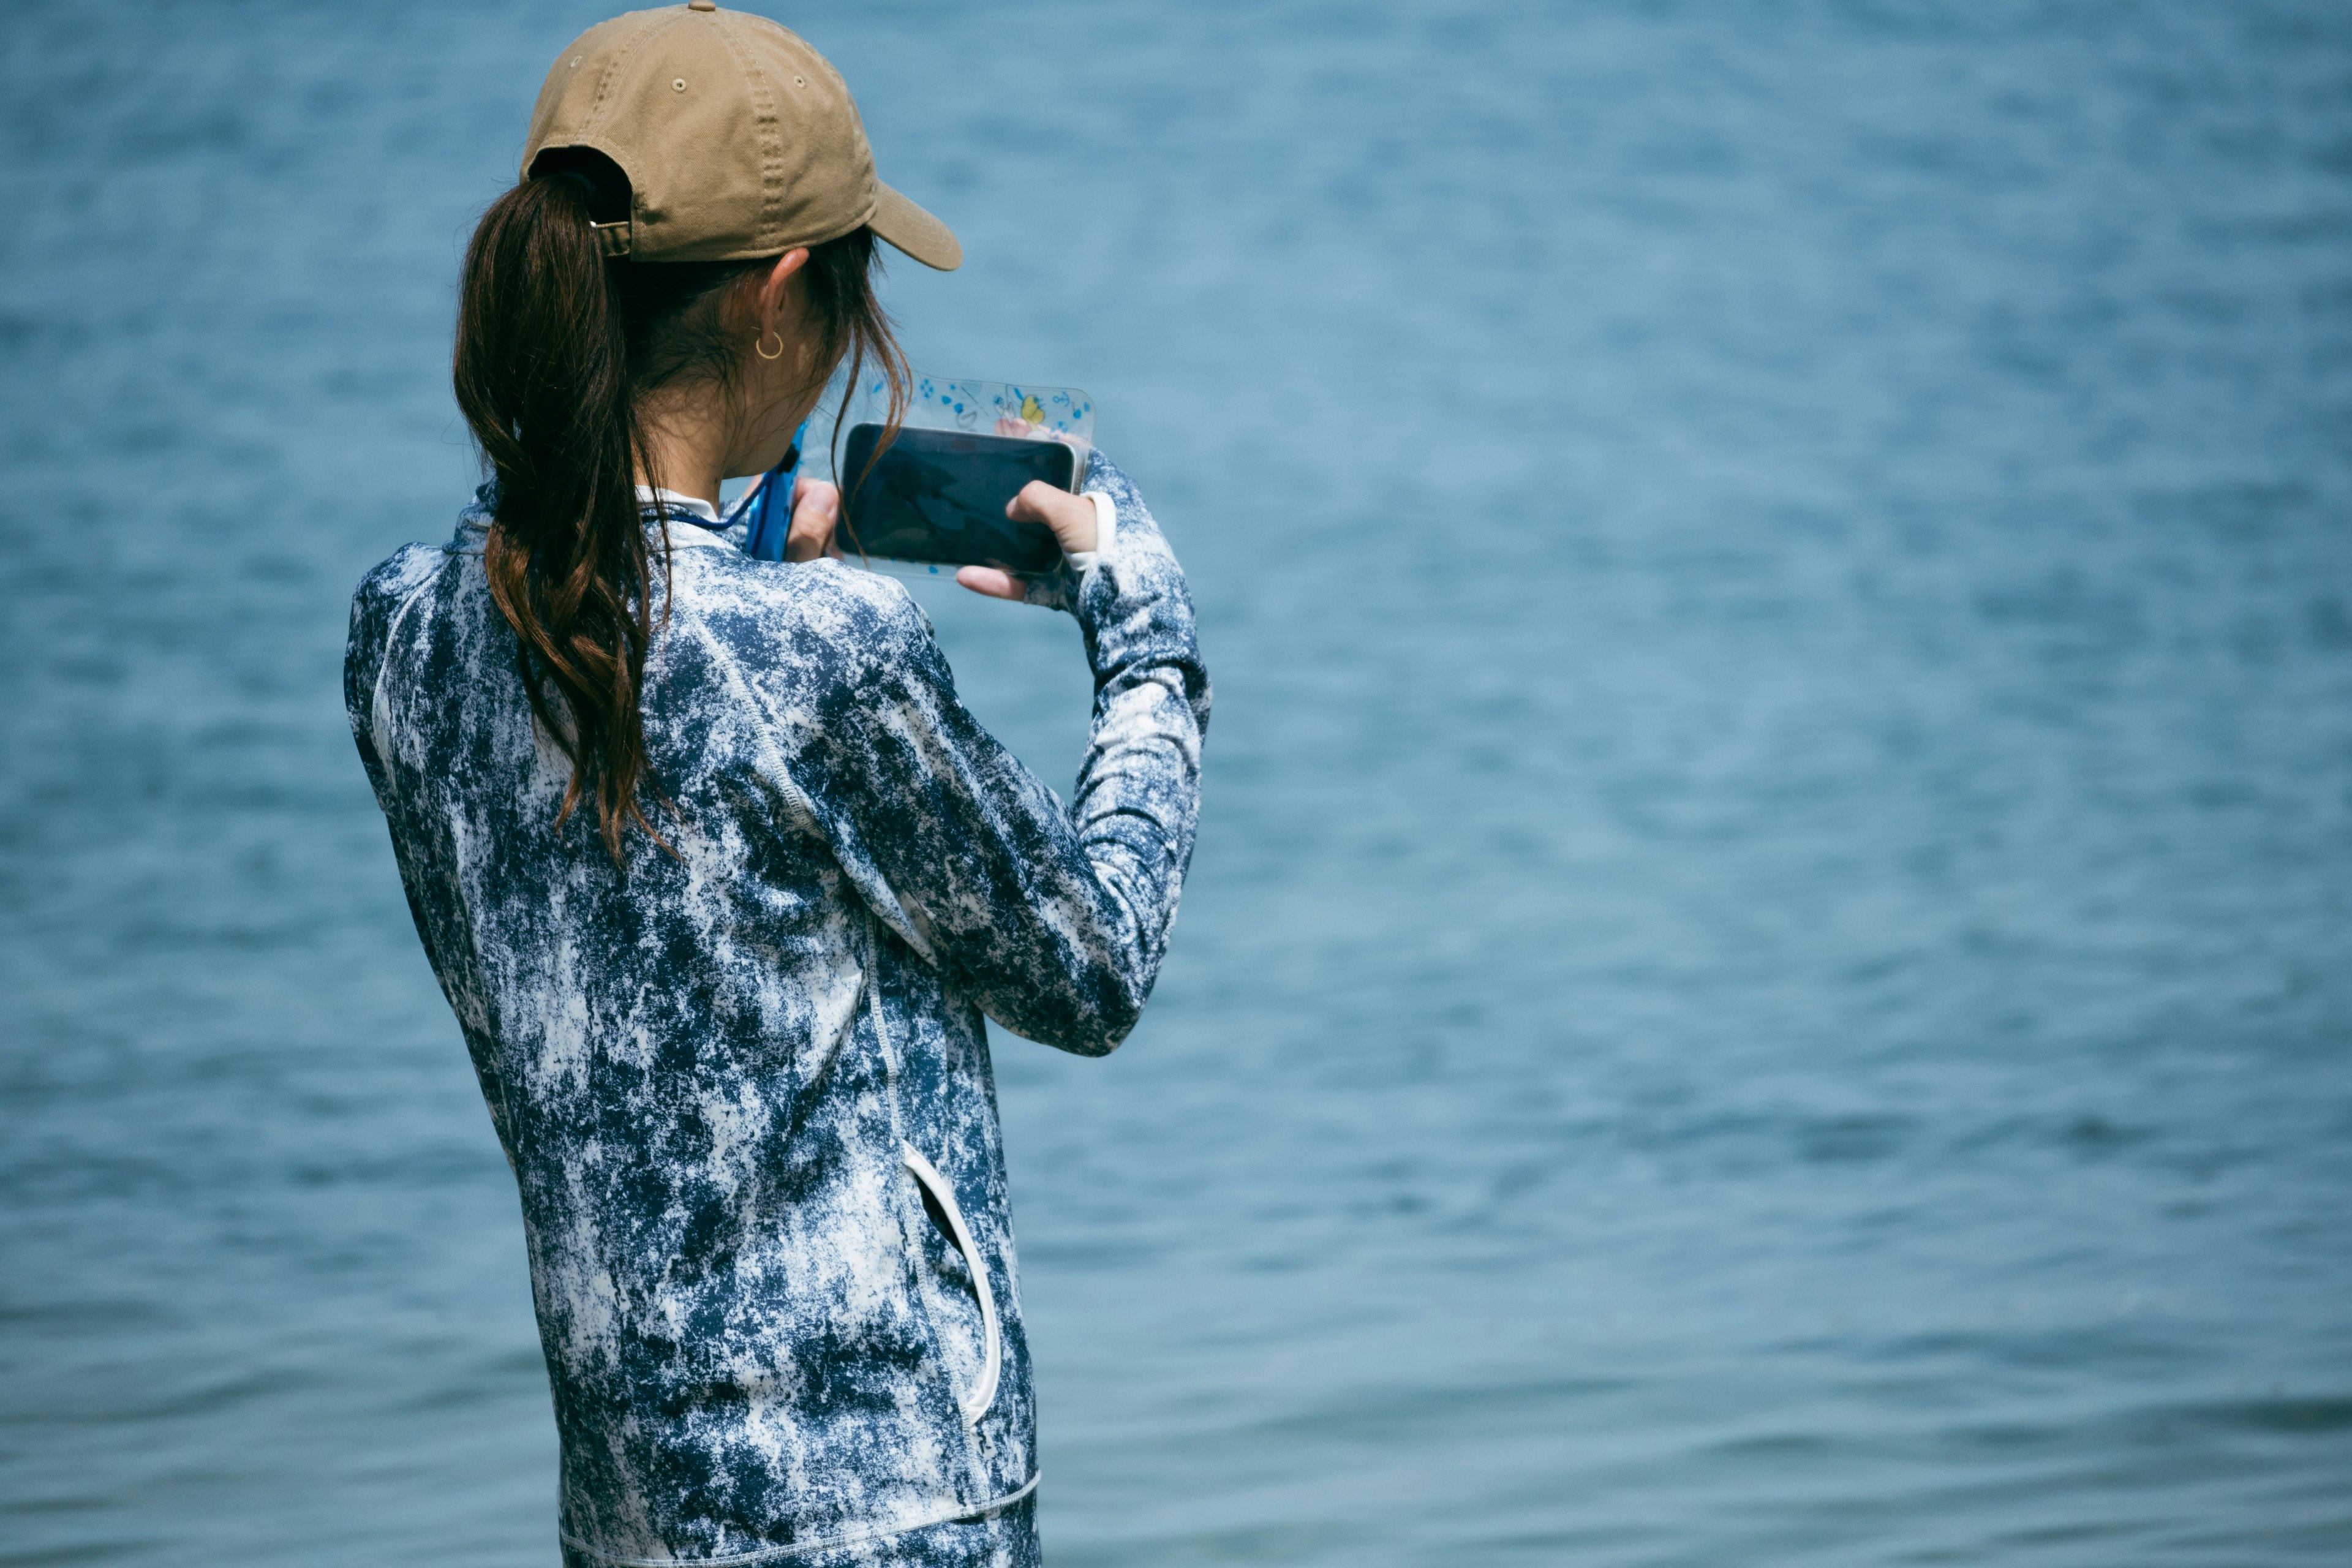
[
  {"xmin": 957, "ymin": 482, "xmax": 1096, "ymax": 601},
  {"xmin": 781, "ymin": 477, "xmax": 842, "ymax": 564}
]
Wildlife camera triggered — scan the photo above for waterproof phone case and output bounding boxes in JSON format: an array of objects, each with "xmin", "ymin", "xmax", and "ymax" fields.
[{"xmin": 822, "ymin": 374, "xmax": 1095, "ymax": 580}]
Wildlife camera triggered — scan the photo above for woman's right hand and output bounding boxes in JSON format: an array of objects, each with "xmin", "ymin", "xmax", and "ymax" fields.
[{"xmin": 782, "ymin": 477, "xmax": 842, "ymax": 564}]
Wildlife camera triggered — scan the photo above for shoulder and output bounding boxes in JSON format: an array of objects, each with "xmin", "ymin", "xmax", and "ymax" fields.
[
  {"xmin": 347, "ymin": 541, "xmax": 453, "ymax": 660},
  {"xmin": 350, "ymin": 541, "xmax": 449, "ymax": 624},
  {"xmin": 683, "ymin": 554, "xmax": 943, "ymax": 691},
  {"xmin": 344, "ymin": 541, "xmax": 451, "ymax": 729}
]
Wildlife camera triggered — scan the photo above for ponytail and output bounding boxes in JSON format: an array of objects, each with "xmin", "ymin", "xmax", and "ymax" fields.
[
  {"xmin": 453, "ymin": 165, "xmax": 910, "ymax": 867},
  {"xmin": 455, "ymin": 173, "xmax": 662, "ymax": 865}
]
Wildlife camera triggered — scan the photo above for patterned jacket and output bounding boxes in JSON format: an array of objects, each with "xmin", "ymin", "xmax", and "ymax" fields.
[{"xmin": 344, "ymin": 456, "xmax": 1207, "ymax": 1564}]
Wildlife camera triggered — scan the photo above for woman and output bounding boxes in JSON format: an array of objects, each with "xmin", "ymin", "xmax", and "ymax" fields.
[{"xmin": 343, "ymin": 6, "xmax": 1207, "ymax": 1564}]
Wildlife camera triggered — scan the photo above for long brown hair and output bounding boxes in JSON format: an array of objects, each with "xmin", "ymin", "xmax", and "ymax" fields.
[{"xmin": 453, "ymin": 157, "xmax": 908, "ymax": 865}]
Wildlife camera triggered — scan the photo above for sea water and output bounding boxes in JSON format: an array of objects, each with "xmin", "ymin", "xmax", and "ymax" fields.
[{"xmin": 2, "ymin": 2, "xmax": 2348, "ymax": 1563}]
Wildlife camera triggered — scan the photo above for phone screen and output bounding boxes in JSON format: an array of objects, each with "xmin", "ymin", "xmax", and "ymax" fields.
[{"xmin": 840, "ymin": 424, "xmax": 1076, "ymax": 575}]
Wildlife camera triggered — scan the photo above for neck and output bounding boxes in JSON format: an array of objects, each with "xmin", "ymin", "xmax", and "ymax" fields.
[{"xmin": 633, "ymin": 403, "xmax": 729, "ymax": 510}]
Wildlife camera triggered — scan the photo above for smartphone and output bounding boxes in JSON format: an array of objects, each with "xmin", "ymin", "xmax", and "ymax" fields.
[{"xmin": 839, "ymin": 424, "xmax": 1078, "ymax": 576}]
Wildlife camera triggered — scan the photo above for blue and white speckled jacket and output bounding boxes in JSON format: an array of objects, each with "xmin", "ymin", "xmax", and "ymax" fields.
[{"xmin": 344, "ymin": 455, "xmax": 1207, "ymax": 1564}]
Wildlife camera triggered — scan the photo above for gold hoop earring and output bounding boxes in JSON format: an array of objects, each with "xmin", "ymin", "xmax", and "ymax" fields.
[{"xmin": 755, "ymin": 329, "xmax": 786, "ymax": 361}]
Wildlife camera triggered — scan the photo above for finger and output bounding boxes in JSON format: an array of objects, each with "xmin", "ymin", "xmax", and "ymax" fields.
[
  {"xmin": 1005, "ymin": 481, "xmax": 1096, "ymax": 554},
  {"xmin": 956, "ymin": 565, "xmax": 1024, "ymax": 600},
  {"xmin": 783, "ymin": 478, "xmax": 841, "ymax": 564}
]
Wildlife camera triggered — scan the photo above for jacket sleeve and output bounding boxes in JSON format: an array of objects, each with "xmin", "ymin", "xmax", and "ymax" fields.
[
  {"xmin": 791, "ymin": 454, "xmax": 1210, "ymax": 1056},
  {"xmin": 345, "ymin": 548, "xmax": 421, "ymax": 801},
  {"xmin": 342, "ymin": 545, "xmax": 463, "ymax": 993}
]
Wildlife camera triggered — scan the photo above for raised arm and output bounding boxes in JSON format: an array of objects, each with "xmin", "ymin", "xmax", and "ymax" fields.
[{"xmin": 790, "ymin": 456, "xmax": 1209, "ymax": 1055}]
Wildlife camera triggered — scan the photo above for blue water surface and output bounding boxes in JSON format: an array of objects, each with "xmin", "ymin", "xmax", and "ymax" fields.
[{"xmin": 3, "ymin": 2, "xmax": 2349, "ymax": 1564}]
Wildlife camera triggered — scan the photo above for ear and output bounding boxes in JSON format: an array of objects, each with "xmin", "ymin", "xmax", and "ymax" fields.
[{"xmin": 755, "ymin": 248, "xmax": 813, "ymax": 333}]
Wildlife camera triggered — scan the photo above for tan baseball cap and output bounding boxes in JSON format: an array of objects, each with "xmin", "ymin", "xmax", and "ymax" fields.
[{"xmin": 520, "ymin": 1, "xmax": 960, "ymax": 270}]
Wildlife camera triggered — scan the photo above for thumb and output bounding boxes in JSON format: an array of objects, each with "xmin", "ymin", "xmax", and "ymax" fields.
[{"xmin": 1006, "ymin": 481, "xmax": 1097, "ymax": 554}]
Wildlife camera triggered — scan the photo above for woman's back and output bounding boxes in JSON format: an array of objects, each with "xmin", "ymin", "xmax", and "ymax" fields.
[{"xmin": 346, "ymin": 463, "xmax": 1205, "ymax": 1559}]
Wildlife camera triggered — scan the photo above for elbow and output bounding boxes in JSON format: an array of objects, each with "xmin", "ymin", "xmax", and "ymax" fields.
[{"xmin": 1055, "ymin": 967, "xmax": 1150, "ymax": 1058}]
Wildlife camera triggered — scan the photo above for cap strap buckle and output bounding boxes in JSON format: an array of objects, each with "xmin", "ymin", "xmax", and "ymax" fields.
[{"xmin": 592, "ymin": 219, "xmax": 633, "ymax": 259}]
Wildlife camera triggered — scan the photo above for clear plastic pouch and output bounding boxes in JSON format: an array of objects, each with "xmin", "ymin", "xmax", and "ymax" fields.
[
  {"xmin": 728, "ymin": 374, "xmax": 1096, "ymax": 573},
  {"xmin": 886, "ymin": 373, "xmax": 1096, "ymax": 450}
]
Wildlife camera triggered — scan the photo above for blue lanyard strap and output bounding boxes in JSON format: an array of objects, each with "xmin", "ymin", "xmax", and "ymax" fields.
[{"xmin": 737, "ymin": 420, "xmax": 810, "ymax": 561}]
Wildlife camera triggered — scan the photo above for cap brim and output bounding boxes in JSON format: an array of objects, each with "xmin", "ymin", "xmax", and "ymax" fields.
[{"xmin": 869, "ymin": 183, "xmax": 962, "ymax": 271}]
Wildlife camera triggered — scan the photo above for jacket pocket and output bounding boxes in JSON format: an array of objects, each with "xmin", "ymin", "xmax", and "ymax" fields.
[{"xmin": 899, "ymin": 1142, "xmax": 1001, "ymax": 1423}]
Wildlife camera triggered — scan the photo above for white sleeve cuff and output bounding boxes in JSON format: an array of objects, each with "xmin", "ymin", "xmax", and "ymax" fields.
[{"xmin": 1062, "ymin": 489, "xmax": 1117, "ymax": 576}]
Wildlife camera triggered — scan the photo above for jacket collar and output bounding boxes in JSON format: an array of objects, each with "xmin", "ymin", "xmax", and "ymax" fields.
[
  {"xmin": 636, "ymin": 487, "xmax": 735, "ymax": 551},
  {"xmin": 447, "ymin": 484, "xmax": 739, "ymax": 554}
]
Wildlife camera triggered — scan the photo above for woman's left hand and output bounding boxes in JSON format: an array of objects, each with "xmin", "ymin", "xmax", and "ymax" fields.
[{"xmin": 957, "ymin": 482, "xmax": 1097, "ymax": 600}]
